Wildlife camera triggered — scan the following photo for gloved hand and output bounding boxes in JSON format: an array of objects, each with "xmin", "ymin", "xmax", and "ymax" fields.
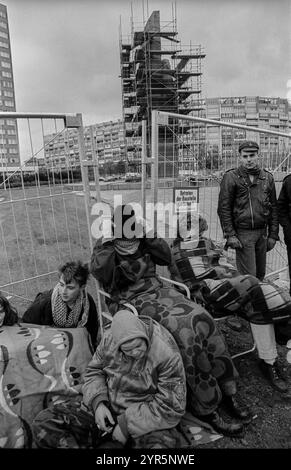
[
  {"xmin": 226, "ymin": 235, "xmax": 242, "ymax": 250},
  {"xmin": 267, "ymin": 237, "xmax": 276, "ymax": 252}
]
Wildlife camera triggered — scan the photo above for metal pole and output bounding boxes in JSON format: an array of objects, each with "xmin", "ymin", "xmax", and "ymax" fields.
[
  {"xmin": 76, "ymin": 113, "xmax": 104, "ymax": 338},
  {"xmin": 141, "ymin": 119, "xmax": 147, "ymax": 219},
  {"xmin": 76, "ymin": 114, "xmax": 93, "ymax": 252},
  {"xmin": 0, "ymin": 112, "xmax": 74, "ymax": 120},
  {"xmin": 158, "ymin": 111, "xmax": 291, "ymax": 139},
  {"xmin": 89, "ymin": 126, "xmax": 101, "ymax": 202},
  {"xmin": 151, "ymin": 110, "xmax": 159, "ymax": 233}
]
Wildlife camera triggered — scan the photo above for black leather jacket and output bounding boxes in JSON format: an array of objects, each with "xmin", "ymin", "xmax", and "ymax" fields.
[
  {"xmin": 217, "ymin": 166, "xmax": 279, "ymax": 240},
  {"xmin": 278, "ymin": 174, "xmax": 291, "ymax": 245}
]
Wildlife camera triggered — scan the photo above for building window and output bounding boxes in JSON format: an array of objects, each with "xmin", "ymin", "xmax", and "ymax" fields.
[
  {"xmin": 2, "ymin": 80, "xmax": 12, "ymax": 87},
  {"xmin": 1, "ymin": 61, "xmax": 10, "ymax": 68},
  {"xmin": 0, "ymin": 31, "xmax": 8, "ymax": 39},
  {"xmin": 0, "ymin": 41, "xmax": 8, "ymax": 48},
  {"xmin": 0, "ymin": 21, "xmax": 7, "ymax": 29},
  {"xmin": 4, "ymin": 90, "xmax": 13, "ymax": 97},
  {"xmin": 6, "ymin": 119, "xmax": 16, "ymax": 125},
  {"xmin": 2, "ymin": 71, "xmax": 11, "ymax": 78},
  {"xmin": 7, "ymin": 129, "xmax": 15, "ymax": 135},
  {"xmin": 0, "ymin": 51, "xmax": 9, "ymax": 58},
  {"xmin": 8, "ymin": 138, "xmax": 17, "ymax": 144},
  {"xmin": 4, "ymin": 100, "xmax": 13, "ymax": 107},
  {"xmin": 0, "ymin": 12, "xmax": 7, "ymax": 19}
]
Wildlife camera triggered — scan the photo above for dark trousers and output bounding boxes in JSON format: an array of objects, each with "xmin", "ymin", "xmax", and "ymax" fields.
[
  {"xmin": 282, "ymin": 227, "xmax": 291, "ymax": 295},
  {"xmin": 236, "ymin": 228, "xmax": 267, "ymax": 281},
  {"xmin": 286, "ymin": 245, "xmax": 291, "ymax": 296}
]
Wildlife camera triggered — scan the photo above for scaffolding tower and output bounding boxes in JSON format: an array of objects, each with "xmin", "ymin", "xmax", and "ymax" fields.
[{"xmin": 120, "ymin": 7, "xmax": 206, "ymax": 177}]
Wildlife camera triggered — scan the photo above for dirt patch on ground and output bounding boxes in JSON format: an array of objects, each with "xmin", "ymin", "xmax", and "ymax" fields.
[{"xmin": 201, "ymin": 318, "xmax": 291, "ymax": 449}]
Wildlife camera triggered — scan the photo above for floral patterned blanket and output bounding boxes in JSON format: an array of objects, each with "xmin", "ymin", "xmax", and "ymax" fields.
[{"xmin": 0, "ymin": 323, "xmax": 93, "ymax": 448}]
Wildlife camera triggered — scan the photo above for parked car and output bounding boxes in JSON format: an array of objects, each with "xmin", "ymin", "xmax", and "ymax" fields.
[
  {"xmin": 125, "ymin": 173, "xmax": 141, "ymax": 182},
  {"xmin": 185, "ymin": 175, "xmax": 210, "ymax": 185}
]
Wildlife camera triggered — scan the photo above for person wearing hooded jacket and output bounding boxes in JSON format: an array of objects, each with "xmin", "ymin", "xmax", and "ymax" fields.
[
  {"xmin": 90, "ymin": 204, "xmax": 253, "ymax": 437},
  {"xmin": 32, "ymin": 310, "xmax": 186, "ymax": 449}
]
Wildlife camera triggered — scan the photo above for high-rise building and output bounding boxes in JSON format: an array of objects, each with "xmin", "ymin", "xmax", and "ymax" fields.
[
  {"xmin": 120, "ymin": 9, "xmax": 205, "ymax": 176},
  {"xmin": 204, "ymin": 96, "xmax": 291, "ymax": 170},
  {"xmin": 0, "ymin": 3, "xmax": 20, "ymax": 167},
  {"xmin": 44, "ymin": 119, "xmax": 125, "ymax": 170}
]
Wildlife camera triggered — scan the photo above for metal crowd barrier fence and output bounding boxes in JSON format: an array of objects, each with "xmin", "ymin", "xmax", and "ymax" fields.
[
  {"xmin": 0, "ymin": 112, "xmax": 104, "ymax": 332},
  {"xmin": 147, "ymin": 110, "xmax": 291, "ymax": 279}
]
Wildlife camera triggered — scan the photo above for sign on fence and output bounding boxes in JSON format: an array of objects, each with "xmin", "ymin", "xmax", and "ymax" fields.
[{"xmin": 173, "ymin": 187, "xmax": 199, "ymax": 213}]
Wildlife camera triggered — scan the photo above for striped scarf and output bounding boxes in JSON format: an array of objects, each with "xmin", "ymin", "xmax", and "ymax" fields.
[{"xmin": 51, "ymin": 283, "xmax": 89, "ymax": 328}]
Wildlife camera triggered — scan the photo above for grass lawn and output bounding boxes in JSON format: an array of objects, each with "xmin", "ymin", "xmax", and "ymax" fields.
[{"xmin": 0, "ymin": 185, "xmax": 92, "ymax": 314}]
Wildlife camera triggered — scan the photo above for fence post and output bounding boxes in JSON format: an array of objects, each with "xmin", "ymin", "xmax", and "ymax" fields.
[
  {"xmin": 141, "ymin": 119, "xmax": 147, "ymax": 219},
  {"xmin": 76, "ymin": 113, "xmax": 104, "ymax": 337},
  {"xmin": 89, "ymin": 126, "xmax": 101, "ymax": 202},
  {"xmin": 151, "ymin": 110, "xmax": 159, "ymax": 233}
]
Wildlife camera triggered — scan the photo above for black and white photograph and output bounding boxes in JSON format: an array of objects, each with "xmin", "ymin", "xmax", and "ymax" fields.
[{"xmin": 0, "ymin": 0, "xmax": 291, "ymax": 457}]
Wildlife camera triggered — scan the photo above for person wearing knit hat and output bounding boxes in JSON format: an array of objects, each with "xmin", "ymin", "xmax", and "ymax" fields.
[
  {"xmin": 32, "ymin": 309, "xmax": 187, "ymax": 449},
  {"xmin": 217, "ymin": 141, "xmax": 289, "ymax": 394},
  {"xmin": 90, "ymin": 204, "xmax": 253, "ymax": 437}
]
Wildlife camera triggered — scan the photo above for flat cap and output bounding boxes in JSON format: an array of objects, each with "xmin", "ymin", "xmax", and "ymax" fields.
[{"xmin": 238, "ymin": 140, "xmax": 259, "ymax": 152}]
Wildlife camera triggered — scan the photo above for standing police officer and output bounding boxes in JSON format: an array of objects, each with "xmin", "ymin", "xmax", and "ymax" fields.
[{"xmin": 218, "ymin": 140, "xmax": 288, "ymax": 393}]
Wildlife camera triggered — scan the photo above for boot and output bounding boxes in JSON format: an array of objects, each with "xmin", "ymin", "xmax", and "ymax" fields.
[
  {"xmin": 225, "ymin": 315, "xmax": 243, "ymax": 332},
  {"xmin": 221, "ymin": 395, "xmax": 255, "ymax": 423},
  {"xmin": 199, "ymin": 410, "xmax": 243, "ymax": 437},
  {"xmin": 259, "ymin": 360, "xmax": 288, "ymax": 393}
]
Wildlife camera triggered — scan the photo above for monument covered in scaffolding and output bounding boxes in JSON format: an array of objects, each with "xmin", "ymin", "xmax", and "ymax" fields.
[{"xmin": 120, "ymin": 8, "xmax": 205, "ymax": 177}]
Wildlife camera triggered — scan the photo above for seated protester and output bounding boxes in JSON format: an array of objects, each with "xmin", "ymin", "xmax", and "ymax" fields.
[
  {"xmin": 0, "ymin": 293, "xmax": 19, "ymax": 327},
  {"xmin": 170, "ymin": 214, "xmax": 291, "ymax": 392},
  {"xmin": 22, "ymin": 261, "xmax": 99, "ymax": 350},
  {"xmin": 90, "ymin": 204, "xmax": 254, "ymax": 437},
  {"xmin": 32, "ymin": 310, "xmax": 186, "ymax": 449},
  {"xmin": 170, "ymin": 214, "xmax": 291, "ymax": 325}
]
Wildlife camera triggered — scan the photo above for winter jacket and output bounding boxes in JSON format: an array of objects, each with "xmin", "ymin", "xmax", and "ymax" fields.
[
  {"xmin": 217, "ymin": 166, "xmax": 279, "ymax": 240},
  {"xmin": 278, "ymin": 174, "xmax": 291, "ymax": 246},
  {"xmin": 90, "ymin": 236, "xmax": 172, "ymax": 302},
  {"xmin": 21, "ymin": 289, "xmax": 99, "ymax": 350},
  {"xmin": 82, "ymin": 315, "xmax": 186, "ymax": 439}
]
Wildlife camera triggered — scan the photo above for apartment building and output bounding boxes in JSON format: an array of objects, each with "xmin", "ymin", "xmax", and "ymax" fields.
[
  {"xmin": 204, "ymin": 96, "xmax": 291, "ymax": 169},
  {"xmin": 44, "ymin": 119, "xmax": 125, "ymax": 169},
  {"xmin": 0, "ymin": 3, "xmax": 20, "ymax": 167}
]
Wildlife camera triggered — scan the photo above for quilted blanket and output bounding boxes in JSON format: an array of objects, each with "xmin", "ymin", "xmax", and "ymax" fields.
[{"xmin": 0, "ymin": 323, "xmax": 93, "ymax": 448}]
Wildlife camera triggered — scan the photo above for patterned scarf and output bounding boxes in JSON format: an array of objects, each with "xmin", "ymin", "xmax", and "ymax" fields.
[
  {"xmin": 51, "ymin": 283, "xmax": 89, "ymax": 328},
  {"xmin": 115, "ymin": 239, "xmax": 140, "ymax": 256}
]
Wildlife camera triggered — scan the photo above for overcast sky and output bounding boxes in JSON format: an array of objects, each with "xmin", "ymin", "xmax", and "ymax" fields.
[{"xmin": 6, "ymin": 0, "xmax": 291, "ymax": 126}]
